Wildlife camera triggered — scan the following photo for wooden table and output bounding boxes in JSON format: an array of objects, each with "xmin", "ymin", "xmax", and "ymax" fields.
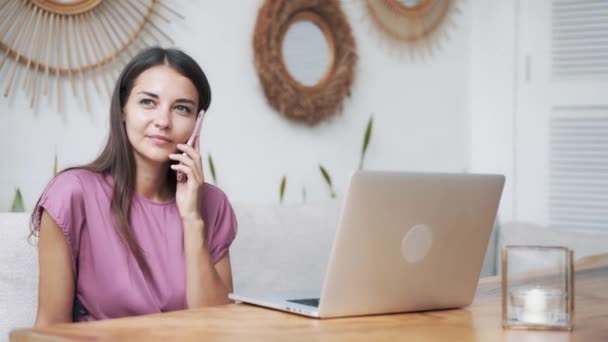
[{"xmin": 11, "ymin": 254, "xmax": 608, "ymax": 341}]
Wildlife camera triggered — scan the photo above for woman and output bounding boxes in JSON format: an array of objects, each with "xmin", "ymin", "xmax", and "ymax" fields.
[{"xmin": 30, "ymin": 47, "xmax": 237, "ymax": 325}]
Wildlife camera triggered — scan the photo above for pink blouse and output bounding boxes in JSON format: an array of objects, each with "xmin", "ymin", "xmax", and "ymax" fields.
[{"xmin": 34, "ymin": 169, "xmax": 237, "ymax": 321}]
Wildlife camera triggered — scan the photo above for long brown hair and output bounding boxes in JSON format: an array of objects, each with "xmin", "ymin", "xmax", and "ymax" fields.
[{"xmin": 30, "ymin": 47, "xmax": 212, "ymax": 277}]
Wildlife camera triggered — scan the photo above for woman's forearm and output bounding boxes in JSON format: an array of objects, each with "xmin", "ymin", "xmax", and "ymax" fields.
[{"xmin": 182, "ymin": 218, "xmax": 231, "ymax": 308}]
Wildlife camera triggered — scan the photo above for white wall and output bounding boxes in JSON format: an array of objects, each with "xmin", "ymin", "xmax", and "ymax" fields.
[
  {"xmin": 469, "ymin": 0, "xmax": 517, "ymax": 222},
  {"xmin": 0, "ymin": 0, "xmax": 472, "ymax": 210}
]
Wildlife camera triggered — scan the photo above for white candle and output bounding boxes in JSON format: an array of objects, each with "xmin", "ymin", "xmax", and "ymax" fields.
[
  {"xmin": 520, "ymin": 288, "xmax": 549, "ymax": 324},
  {"xmin": 510, "ymin": 287, "xmax": 566, "ymax": 325}
]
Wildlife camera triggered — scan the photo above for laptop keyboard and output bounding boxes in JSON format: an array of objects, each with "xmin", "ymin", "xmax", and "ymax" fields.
[{"xmin": 287, "ymin": 298, "xmax": 320, "ymax": 307}]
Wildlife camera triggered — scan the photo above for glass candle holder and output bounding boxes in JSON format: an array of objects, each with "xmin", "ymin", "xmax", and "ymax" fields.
[{"xmin": 501, "ymin": 246, "xmax": 574, "ymax": 331}]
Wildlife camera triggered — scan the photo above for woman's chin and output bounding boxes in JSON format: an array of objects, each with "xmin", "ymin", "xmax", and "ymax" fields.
[
  {"xmin": 133, "ymin": 144, "xmax": 175, "ymax": 165},
  {"xmin": 141, "ymin": 151, "xmax": 172, "ymax": 165}
]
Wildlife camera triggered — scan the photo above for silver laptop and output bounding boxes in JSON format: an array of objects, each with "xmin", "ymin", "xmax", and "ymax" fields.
[{"xmin": 229, "ymin": 171, "xmax": 505, "ymax": 318}]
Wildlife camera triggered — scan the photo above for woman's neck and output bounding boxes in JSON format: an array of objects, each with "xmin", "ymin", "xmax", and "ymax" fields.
[{"xmin": 134, "ymin": 157, "xmax": 172, "ymax": 202}]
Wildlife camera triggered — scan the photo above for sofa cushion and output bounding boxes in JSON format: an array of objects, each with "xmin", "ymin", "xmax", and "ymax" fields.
[
  {"xmin": 230, "ymin": 201, "xmax": 341, "ymax": 292},
  {"xmin": 0, "ymin": 213, "xmax": 38, "ymax": 340}
]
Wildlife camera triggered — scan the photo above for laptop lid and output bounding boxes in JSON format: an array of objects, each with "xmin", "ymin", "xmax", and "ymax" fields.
[{"xmin": 317, "ymin": 171, "xmax": 504, "ymax": 318}]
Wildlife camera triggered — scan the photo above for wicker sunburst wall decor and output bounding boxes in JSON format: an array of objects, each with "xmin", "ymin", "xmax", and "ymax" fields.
[
  {"xmin": 0, "ymin": 0, "xmax": 183, "ymax": 112},
  {"xmin": 365, "ymin": 0, "xmax": 459, "ymax": 51},
  {"xmin": 253, "ymin": 0, "xmax": 357, "ymax": 125}
]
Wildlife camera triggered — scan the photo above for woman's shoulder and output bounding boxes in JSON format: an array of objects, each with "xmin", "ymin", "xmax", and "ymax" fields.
[
  {"xmin": 47, "ymin": 168, "xmax": 108, "ymax": 195},
  {"xmin": 36, "ymin": 169, "xmax": 105, "ymax": 228},
  {"xmin": 200, "ymin": 183, "xmax": 237, "ymax": 261},
  {"xmin": 58, "ymin": 167, "xmax": 99, "ymax": 178},
  {"xmin": 200, "ymin": 183, "xmax": 235, "ymax": 215},
  {"xmin": 201, "ymin": 183, "xmax": 230, "ymax": 203}
]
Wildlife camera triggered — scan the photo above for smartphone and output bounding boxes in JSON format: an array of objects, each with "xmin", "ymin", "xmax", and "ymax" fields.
[{"xmin": 176, "ymin": 109, "xmax": 206, "ymax": 182}]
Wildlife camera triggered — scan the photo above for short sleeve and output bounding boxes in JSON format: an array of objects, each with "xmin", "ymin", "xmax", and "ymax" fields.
[
  {"xmin": 205, "ymin": 192, "xmax": 238, "ymax": 264},
  {"xmin": 34, "ymin": 170, "xmax": 86, "ymax": 267}
]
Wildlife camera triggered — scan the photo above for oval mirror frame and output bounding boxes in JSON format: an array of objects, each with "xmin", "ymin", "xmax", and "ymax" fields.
[{"xmin": 253, "ymin": 0, "xmax": 357, "ymax": 125}]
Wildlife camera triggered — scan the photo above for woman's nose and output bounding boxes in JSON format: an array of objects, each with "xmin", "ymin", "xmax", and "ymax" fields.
[{"xmin": 153, "ymin": 108, "xmax": 171, "ymax": 128}]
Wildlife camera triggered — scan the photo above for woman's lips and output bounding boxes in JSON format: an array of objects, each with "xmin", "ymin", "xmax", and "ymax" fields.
[{"xmin": 148, "ymin": 135, "xmax": 172, "ymax": 145}]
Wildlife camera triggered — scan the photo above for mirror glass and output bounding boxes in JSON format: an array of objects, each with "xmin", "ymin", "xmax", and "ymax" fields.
[
  {"xmin": 397, "ymin": 0, "xmax": 422, "ymax": 7},
  {"xmin": 282, "ymin": 20, "xmax": 331, "ymax": 87}
]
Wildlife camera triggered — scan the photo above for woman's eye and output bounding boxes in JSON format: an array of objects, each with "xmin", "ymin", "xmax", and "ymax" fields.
[
  {"xmin": 175, "ymin": 105, "xmax": 191, "ymax": 113},
  {"xmin": 140, "ymin": 99, "xmax": 154, "ymax": 106}
]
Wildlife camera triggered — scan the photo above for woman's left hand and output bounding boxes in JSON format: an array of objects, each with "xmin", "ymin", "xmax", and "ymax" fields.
[{"xmin": 170, "ymin": 137, "xmax": 205, "ymax": 223}]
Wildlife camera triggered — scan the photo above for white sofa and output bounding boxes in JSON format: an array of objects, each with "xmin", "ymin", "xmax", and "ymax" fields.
[
  {"xmin": 0, "ymin": 213, "xmax": 38, "ymax": 341},
  {"xmin": 2, "ymin": 205, "xmax": 608, "ymax": 341},
  {"xmin": 230, "ymin": 205, "xmax": 608, "ymax": 290}
]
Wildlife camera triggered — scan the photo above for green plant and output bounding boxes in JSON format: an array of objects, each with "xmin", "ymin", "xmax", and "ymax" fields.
[
  {"xmin": 279, "ymin": 175, "xmax": 287, "ymax": 203},
  {"xmin": 359, "ymin": 115, "xmax": 374, "ymax": 170},
  {"xmin": 10, "ymin": 188, "xmax": 25, "ymax": 212},
  {"xmin": 319, "ymin": 165, "xmax": 336, "ymax": 198},
  {"xmin": 53, "ymin": 149, "xmax": 59, "ymax": 176},
  {"xmin": 208, "ymin": 154, "xmax": 217, "ymax": 184}
]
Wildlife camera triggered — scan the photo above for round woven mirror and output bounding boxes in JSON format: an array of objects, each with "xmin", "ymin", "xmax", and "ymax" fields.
[{"xmin": 253, "ymin": 0, "xmax": 357, "ymax": 125}]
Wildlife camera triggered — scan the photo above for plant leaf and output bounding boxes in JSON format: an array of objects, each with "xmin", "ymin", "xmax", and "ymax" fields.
[
  {"xmin": 208, "ymin": 154, "xmax": 217, "ymax": 184},
  {"xmin": 53, "ymin": 150, "xmax": 58, "ymax": 176},
  {"xmin": 10, "ymin": 188, "xmax": 25, "ymax": 212},
  {"xmin": 319, "ymin": 165, "xmax": 333, "ymax": 187},
  {"xmin": 279, "ymin": 175, "xmax": 287, "ymax": 203},
  {"xmin": 319, "ymin": 165, "xmax": 336, "ymax": 198},
  {"xmin": 359, "ymin": 115, "xmax": 374, "ymax": 170}
]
